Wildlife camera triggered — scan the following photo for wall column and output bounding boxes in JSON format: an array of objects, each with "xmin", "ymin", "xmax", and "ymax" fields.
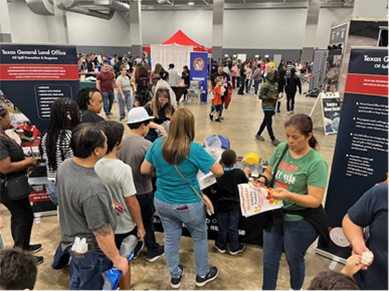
[
  {"xmin": 301, "ymin": 0, "xmax": 320, "ymax": 63},
  {"xmin": 46, "ymin": 4, "xmax": 69, "ymax": 44},
  {"xmin": 212, "ymin": 0, "xmax": 224, "ymax": 60},
  {"xmin": 353, "ymin": 0, "xmax": 387, "ymax": 17},
  {"xmin": 130, "ymin": 0, "xmax": 143, "ymax": 57},
  {"xmin": 0, "ymin": 1, "xmax": 12, "ymax": 42}
]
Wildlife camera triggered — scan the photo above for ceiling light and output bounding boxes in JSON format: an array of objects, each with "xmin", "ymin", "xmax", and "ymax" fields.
[{"xmin": 188, "ymin": 2, "xmax": 194, "ymax": 5}]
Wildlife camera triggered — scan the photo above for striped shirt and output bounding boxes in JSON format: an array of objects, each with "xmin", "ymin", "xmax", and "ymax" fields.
[{"xmin": 41, "ymin": 130, "xmax": 73, "ymax": 181}]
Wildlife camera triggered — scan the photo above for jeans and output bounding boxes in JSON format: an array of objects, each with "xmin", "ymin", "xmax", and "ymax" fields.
[
  {"xmin": 46, "ymin": 181, "xmax": 58, "ymax": 206},
  {"xmin": 52, "ymin": 242, "xmax": 71, "ymax": 270},
  {"xmin": 101, "ymin": 91, "xmax": 114, "ymax": 115},
  {"xmin": 117, "ymin": 90, "xmax": 132, "ymax": 121},
  {"xmin": 262, "ymin": 219, "xmax": 319, "ymax": 290},
  {"xmin": 256, "ymin": 110, "xmax": 276, "ymax": 140},
  {"xmin": 254, "ymin": 80, "xmax": 261, "ymax": 95},
  {"xmin": 69, "ymin": 250, "xmax": 112, "ymax": 290},
  {"xmin": 286, "ymin": 92, "xmax": 296, "ymax": 112},
  {"xmin": 136, "ymin": 192, "xmax": 161, "ymax": 258},
  {"xmin": 0, "ymin": 190, "xmax": 33, "ymax": 250},
  {"xmin": 216, "ymin": 208, "xmax": 240, "ymax": 251},
  {"xmin": 154, "ymin": 198, "xmax": 209, "ymax": 278},
  {"xmin": 248, "ymin": 78, "xmax": 253, "ymax": 92}
]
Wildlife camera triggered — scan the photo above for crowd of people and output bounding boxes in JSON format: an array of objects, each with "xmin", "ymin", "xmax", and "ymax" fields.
[{"xmin": 0, "ymin": 52, "xmax": 387, "ymax": 291}]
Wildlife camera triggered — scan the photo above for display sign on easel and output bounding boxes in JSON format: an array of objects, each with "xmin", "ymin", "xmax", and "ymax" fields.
[
  {"xmin": 316, "ymin": 47, "xmax": 388, "ymax": 262},
  {"xmin": 321, "ymin": 92, "xmax": 341, "ymax": 134},
  {"xmin": 309, "ymin": 91, "xmax": 341, "ymax": 135}
]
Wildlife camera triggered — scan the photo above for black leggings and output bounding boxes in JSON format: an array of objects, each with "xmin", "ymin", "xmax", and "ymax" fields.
[
  {"xmin": 0, "ymin": 190, "xmax": 34, "ymax": 249},
  {"xmin": 256, "ymin": 110, "xmax": 276, "ymax": 140}
]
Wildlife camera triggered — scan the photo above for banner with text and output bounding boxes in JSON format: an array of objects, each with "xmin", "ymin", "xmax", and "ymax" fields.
[
  {"xmin": 0, "ymin": 44, "xmax": 79, "ymax": 132},
  {"xmin": 190, "ymin": 52, "xmax": 208, "ymax": 102},
  {"xmin": 317, "ymin": 47, "xmax": 388, "ymax": 261}
]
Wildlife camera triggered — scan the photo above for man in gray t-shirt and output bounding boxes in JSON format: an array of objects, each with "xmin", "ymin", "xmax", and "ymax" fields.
[
  {"xmin": 57, "ymin": 123, "xmax": 128, "ymax": 290},
  {"xmin": 118, "ymin": 107, "xmax": 165, "ymax": 262}
]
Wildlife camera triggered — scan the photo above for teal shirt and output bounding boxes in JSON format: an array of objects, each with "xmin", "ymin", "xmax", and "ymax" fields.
[
  {"xmin": 268, "ymin": 142, "xmax": 328, "ymax": 221},
  {"xmin": 145, "ymin": 138, "xmax": 215, "ymax": 204}
]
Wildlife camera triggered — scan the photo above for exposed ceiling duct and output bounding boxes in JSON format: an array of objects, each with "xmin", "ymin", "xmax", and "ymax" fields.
[
  {"xmin": 25, "ymin": 0, "xmax": 129, "ymax": 19},
  {"xmin": 26, "ymin": 0, "xmax": 54, "ymax": 15}
]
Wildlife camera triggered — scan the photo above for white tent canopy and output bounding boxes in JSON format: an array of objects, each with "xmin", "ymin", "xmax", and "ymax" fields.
[{"xmin": 150, "ymin": 45, "xmax": 193, "ymax": 73}]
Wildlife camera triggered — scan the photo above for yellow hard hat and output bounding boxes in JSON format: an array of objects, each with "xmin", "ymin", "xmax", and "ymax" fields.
[{"xmin": 245, "ymin": 152, "xmax": 260, "ymax": 164}]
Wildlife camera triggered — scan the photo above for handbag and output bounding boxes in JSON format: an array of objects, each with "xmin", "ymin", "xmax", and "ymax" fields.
[
  {"xmin": 174, "ymin": 164, "xmax": 214, "ymax": 216},
  {"xmin": 4, "ymin": 171, "xmax": 31, "ymax": 200}
]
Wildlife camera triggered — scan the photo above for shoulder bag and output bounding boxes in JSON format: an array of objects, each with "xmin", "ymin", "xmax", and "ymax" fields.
[
  {"xmin": 4, "ymin": 171, "xmax": 31, "ymax": 200},
  {"xmin": 174, "ymin": 164, "xmax": 214, "ymax": 216},
  {"xmin": 263, "ymin": 144, "xmax": 289, "ymax": 230}
]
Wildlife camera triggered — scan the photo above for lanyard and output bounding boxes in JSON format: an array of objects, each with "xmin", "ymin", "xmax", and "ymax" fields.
[{"xmin": 223, "ymin": 167, "xmax": 235, "ymax": 172}]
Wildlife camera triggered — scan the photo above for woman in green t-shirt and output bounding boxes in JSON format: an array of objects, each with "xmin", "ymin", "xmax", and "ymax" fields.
[{"xmin": 258, "ymin": 113, "xmax": 328, "ymax": 290}]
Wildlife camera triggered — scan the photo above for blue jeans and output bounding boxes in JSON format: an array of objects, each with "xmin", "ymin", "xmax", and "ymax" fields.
[
  {"xmin": 137, "ymin": 192, "xmax": 161, "ymax": 258},
  {"xmin": 216, "ymin": 208, "xmax": 240, "ymax": 251},
  {"xmin": 46, "ymin": 181, "xmax": 58, "ymax": 206},
  {"xmin": 254, "ymin": 80, "xmax": 261, "ymax": 95},
  {"xmin": 69, "ymin": 250, "xmax": 112, "ymax": 290},
  {"xmin": 154, "ymin": 198, "xmax": 209, "ymax": 278},
  {"xmin": 262, "ymin": 219, "xmax": 319, "ymax": 290},
  {"xmin": 117, "ymin": 90, "xmax": 132, "ymax": 120},
  {"xmin": 101, "ymin": 91, "xmax": 114, "ymax": 115}
]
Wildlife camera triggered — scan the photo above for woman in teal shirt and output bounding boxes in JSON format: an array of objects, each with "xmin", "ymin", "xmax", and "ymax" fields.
[
  {"xmin": 258, "ymin": 113, "xmax": 328, "ymax": 290},
  {"xmin": 141, "ymin": 108, "xmax": 223, "ymax": 289}
]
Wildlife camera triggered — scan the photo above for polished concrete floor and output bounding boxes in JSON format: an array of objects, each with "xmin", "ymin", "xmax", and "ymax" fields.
[{"xmin": 0, "ymin": 84, "xmax": 345, "ymax": 290}]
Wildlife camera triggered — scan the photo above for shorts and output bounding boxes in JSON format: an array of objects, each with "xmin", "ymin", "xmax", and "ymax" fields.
[
  {"xmin": 114, "ymin": 227, "xmax": 138, "ymax": 249},
  {"xmin": 215, "ymin": 105, "xmax": 222, "ymax": 112}
]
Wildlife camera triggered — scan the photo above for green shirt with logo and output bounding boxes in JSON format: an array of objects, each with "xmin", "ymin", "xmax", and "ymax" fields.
[{"xmin": 268, "ymin": 142, "xmax": 328, "ymax": 221}]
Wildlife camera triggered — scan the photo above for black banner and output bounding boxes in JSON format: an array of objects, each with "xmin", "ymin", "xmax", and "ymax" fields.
[
  {"xmin": 0, "ymin": 44, "xmax": 79, "ymax": 132},
  {"xmin": 317, "ymin": 47, "xmax": 388, "ymax": 260}
]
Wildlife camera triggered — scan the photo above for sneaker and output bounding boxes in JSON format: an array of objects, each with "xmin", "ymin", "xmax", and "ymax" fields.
[
  {"xmin": 195, "ymin": 266, "xmax": 218, "ymax": 287},
  {"xmin": 255, "ymin": 135, "xmax": 265, "ymax": 141},
  {"xmin": 171, "ymin": 264, "xmax": 184, "ymax": 289},
  {"xmin": 147, "ymin": 245, "xmax": 165, "ymax": 262},
  {"xmin": 229, "ymin": 244, "xmax": 245, "ymax": 255},
  {"xmin": 214, "ymin": 242, "xmax": 226, "ymax": 254},
  {"xmin": 132, "ymin": 240, "xmax": 145, "ymax": 260},
  {"xmin": 215, "ymin": 119, "xmax": 221, "ymax": 122},
  {"xmin": 287, "ymin": 111, "xmax": 292, "ymax": 115},
  {"xmin": 209, "ymin": 113, "xmax": 213, "ymax": 121},
  {"xmin": 35, "ymin": 256, "xmax": 44, "ymax": 265},
  {"xmin": 29, "ymin": 244, "xmax": 42, "ymax": 254},
  {"xmin": 271, "ymin": 139, "xmax": 281, "ymax": 146}
]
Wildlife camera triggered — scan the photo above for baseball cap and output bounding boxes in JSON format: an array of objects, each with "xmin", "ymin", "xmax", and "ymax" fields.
[{"xmin": 127, "ymin": 107, "xmax": 155, "ymax": 124}]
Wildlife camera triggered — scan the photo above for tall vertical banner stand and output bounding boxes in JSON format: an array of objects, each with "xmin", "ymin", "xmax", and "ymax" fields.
[
  {"xmin": 316, "ymin": 47, "xmax": 388, "ymax": 262},
  {"xmin": 190, "ymin": 52, "xmax": 208, "ymax": 103},
  {"xmin": 0, "ymin": 44, "xmax": 79, "ymax": 218}
]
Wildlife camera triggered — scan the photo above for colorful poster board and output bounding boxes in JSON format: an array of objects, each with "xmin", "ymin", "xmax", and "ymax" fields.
[
  {"xmin": 316, "ymin": 47, "xmax": 388, "ymax": 262},
  {"xmin": 190, "ymin": 52, "xmax": 208, "ymax": 102}
]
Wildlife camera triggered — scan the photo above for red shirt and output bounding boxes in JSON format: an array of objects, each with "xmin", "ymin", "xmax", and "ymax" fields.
[
  {"xmin": 97, "ymin": 70, "xmax": 115, "ymax": 92},
  {"xmin": 213, "ymin": 86, "xmax": 222, "ymax": 106}
]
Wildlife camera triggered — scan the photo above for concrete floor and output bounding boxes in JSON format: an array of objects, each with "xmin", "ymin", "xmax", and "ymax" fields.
[{"xmin": 0, "ymin": 84, "xmax": 345, "ymax": 290}]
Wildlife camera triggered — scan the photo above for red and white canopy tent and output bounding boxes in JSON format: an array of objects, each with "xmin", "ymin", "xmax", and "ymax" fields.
[{"xmin": 144, "ymin": 30, "xmax": 211, "ymax": 53}]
